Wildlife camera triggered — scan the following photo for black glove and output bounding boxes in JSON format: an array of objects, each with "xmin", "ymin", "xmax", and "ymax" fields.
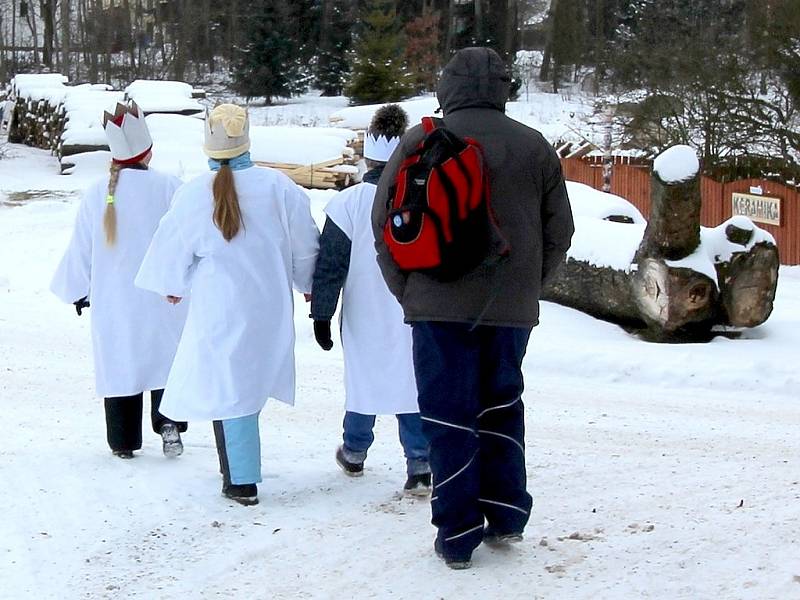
[
  {"xmin": 313, "ymin": 320, "xmax": 333, "ymax": 351},
  {"xmin": 74, "ymin": 296, "xmax": 90, "ymax": 316}
]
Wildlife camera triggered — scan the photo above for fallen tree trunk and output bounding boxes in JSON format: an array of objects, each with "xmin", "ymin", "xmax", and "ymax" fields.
[{"xmin": 543, "ymin": 146, "xmax": 779, "ymax": 341}]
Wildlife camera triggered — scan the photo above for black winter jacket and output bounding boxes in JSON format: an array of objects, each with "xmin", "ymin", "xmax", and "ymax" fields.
[{"xmin": 372, "ymin": 47, "xmax": 575, "ymax": 327}]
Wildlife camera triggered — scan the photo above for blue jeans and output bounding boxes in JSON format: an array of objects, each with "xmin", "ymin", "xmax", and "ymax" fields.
[
  {"xmin": 343, "ymin": 411, "xmax": 430, "ymax": 476},
  {"xmin": 412, "ymin": 321, "xmax": 533, "ymax": 560}
]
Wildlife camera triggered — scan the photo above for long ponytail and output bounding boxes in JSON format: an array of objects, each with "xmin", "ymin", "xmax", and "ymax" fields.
[
  {"xmin": 103, "ymin": 163, "xmax": 122, "ymax": 245},
  {"xmin": 212, "ymin": 163, "xmax": 243, "ymax": 241}
]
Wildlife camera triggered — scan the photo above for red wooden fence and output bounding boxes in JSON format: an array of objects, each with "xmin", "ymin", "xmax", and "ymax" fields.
[{"xmin": 561, "ymin": 158, "xmax": 800, "ymax": 265}]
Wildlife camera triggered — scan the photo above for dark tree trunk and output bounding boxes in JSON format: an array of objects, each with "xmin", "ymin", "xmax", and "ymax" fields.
[
  {"xmin": 539, "ymin": 0, "xmax": 557, "ymax": 82},
  {"xmin": 61, "ymin": 0, "xmax": 72, "ymax": 78},
  {"xmin": 474, "ymin": 0, "xmax": 483, "ymax": 43},
  {"xmin": 637, "ymin": 172, "xmax": 702, "ymax": 261},
  {"xmin": 42, "ymin": 0, "xmax": 56, "ymax": 68}
]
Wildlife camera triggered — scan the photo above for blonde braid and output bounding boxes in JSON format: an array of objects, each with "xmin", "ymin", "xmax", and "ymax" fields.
[{"xmin": 103, "ymin": 163, "xmax": 122, "ymax": 245}]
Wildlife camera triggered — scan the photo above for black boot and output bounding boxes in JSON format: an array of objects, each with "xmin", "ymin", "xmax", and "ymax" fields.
[
  {"xmin": 403, "ymin": 473, "xmax": 432, "ymax": 496},
  {"xmin": 434, "ymin": 538, "xmax": 472, "ymax": 570},
  {"xmin": 222, "ymin": 483, "xmax": 259, "ymax": 506},
  {"xmin": 335, "ymin": 445, "xmax": 364, "ymax": 477}
]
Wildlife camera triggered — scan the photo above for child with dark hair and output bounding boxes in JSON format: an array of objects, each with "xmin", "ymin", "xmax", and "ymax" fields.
[{"xmin": 311, "ymin": 104, "xmax": 431, "ymax": 495}]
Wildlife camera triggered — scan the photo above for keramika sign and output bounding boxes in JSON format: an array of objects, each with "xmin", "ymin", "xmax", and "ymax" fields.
[{"xmin": 731, "ymin": 192, "xmax": 781, "ymax": 226}]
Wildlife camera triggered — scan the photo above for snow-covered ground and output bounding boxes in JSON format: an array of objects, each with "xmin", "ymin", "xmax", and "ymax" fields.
[{"xmin": 1, "ymin": 100, "xmax": 799, "ymax": 599}]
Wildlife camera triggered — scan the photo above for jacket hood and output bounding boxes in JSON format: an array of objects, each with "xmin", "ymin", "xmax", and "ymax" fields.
[{"xmin": 437, "ymin": 47, "xmax": 511, "ymax": 115}]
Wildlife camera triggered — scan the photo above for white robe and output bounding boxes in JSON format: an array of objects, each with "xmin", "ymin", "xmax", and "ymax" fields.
[
  {"xmin": 50, "ymin": 169, "xmax": 187, "ymax": 397},
  {"xmin": 324, "ymin": 182, "xmax": 419, "ymax": 415},
  {"xmin": 135, "ymin": 166, "xmax": 320, "ymax": 422}
]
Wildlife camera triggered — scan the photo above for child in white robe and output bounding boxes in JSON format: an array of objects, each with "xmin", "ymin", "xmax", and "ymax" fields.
[
  {"xmin": 135, "ymin": 104, "xmax": 320, "ymax": 506},
  {"xmin": 311, "ymin": 105, "xmax": 431, "ymax": 495},
  {"xmin": 50, "ymin": 101, "xmax": 188, "ymax": 459}
]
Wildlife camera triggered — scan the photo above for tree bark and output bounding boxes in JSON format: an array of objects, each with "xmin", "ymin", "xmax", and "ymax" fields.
[
  {"xmin": 61, "ymin": 0, "xmax": 72, "ymax": 78},
  {"xmin": 474, "ymin": 0, "xmax": 483, "ymax": 44},
  {"xmin": 26, "ymin": 2, "xmax": 40, "ymax": 65},
  {"xmin": 446, "ymin": 0, "xmax": 456, "ymax": 58},
  {"xmin": 539, "ymin": 0, "xmax": 557, "ymax": 83},
  {"xmin": 41, "ymin": 0, "xmax": 56, "ymax": 68},
  {"xmin": 504, "ymin": 0, "xmax": 517, "ymax": 62},
  {"xmin": 636, "ymin": 171, "xmax": 701, "ymax": 261}
]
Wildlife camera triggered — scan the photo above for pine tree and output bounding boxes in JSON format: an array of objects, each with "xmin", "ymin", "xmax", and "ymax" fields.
[
  {"xmin": 231, "ymin": 1, "xmax": 304, "ymax": 104},
  {"xmin": 345, "ymin": 0, "xmax": 415, "ymax": 105},
  {"xmin": 316, "ymin": 0, "xmax": 355, "ymax": 96}
]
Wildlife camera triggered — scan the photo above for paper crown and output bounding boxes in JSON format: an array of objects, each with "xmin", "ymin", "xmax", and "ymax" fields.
[
  {"xmin": 102, "ymin": 101, "xmax": 152, "ymax": 163},
  {"xmin": 204, "ymin": 104, "xmax": 250, "ymax": 160},
  {"xmin": 363, "ymin": 133, "xmax": 401, "ymax": 163}
]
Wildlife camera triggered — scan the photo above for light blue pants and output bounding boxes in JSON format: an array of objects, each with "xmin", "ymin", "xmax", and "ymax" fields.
[{"xmin": 213, "ymin": 412, "xmax": 262, "ymax": 486}]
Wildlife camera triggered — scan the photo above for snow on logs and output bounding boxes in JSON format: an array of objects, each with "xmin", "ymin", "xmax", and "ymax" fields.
[
  {"xmin": 7, "ymin": 74, "xmax": 69, "ymax": 149},
  {"xmin": 7, "ymin": 75, "xmax": 207, "ymax": 169},
  {"xmin": 542, "ymin": 146, "xmax": 779, "ymax": 341}
]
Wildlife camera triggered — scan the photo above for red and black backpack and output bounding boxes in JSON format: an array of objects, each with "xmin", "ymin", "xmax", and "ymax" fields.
[{"xmin": 383, "ymin": 117, "xmax": 505, "ymax": 281}]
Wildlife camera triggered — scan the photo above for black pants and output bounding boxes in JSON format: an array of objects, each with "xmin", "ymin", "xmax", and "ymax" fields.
[
  {"xmin": 411, "ymin": 321, "xmax": 534, "ymax": 560},
  {"xmin": 104, "ymin": 389, "xmax": 188, "ymax": 452}
]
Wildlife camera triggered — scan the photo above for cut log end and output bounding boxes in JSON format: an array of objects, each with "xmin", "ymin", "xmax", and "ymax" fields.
[
  {"xmin": 716, "ymin": 243, "xmax": 779, "ymax": 327},
  {"xmin": 632, "ymin": 259, "xmax": 717, "ymax": 332}
]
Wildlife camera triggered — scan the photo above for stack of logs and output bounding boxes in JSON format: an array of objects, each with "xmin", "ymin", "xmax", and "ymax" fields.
[
  {"xmin": 7, "ymin": 97, "xmax": 67, "ymax": 153},
  {"xmin": 254, "ymin": 157, "xmax": 359, "ymax": 190}
]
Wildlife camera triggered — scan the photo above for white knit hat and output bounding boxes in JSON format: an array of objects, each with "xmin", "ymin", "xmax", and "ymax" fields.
[
  {"xmin": 102, "ymin": 101, "xmax": 152, "ymax": 164},
  {"xmin": 204, "ymin": 104, "xmax": 250, "ymax": 160}
]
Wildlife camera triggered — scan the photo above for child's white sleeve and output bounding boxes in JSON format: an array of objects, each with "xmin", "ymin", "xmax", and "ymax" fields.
[
  {"xmin": 50, "ymin": 192, "xmax": 93, "ymax": 303},
  {"xmin": 287, "ymin": 185, "xmax": 320, "ymax": 294},
  {"xmin": 135, "ymin": 210, "xmax": 196, "ymax": 297}
]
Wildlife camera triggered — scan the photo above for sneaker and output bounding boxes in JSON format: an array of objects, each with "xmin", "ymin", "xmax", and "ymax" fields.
[
  {"xmin": 434, "ymin": 538, "xmax": 472, "ymax": 570},
  {"xmin": 335, "ymin": 445, "xmax": 364, "ymax": 477},
  {"xmin": 112, "ymin": 449, "xmax": 135, "ymax": 459},
  {"xmin": 483, "ymin": 527, "xmax": 524, "ymax": 546},
  {"xmin": 160, "ymin": 423, "xmax": 183, "ymax": 458},
  {"xmin": 222, "ymin": 483, "xmax": 259, "ymax": 506},
  {"xmin": 403, "ymin": 472, "xmax": 431, "ymax": 496}
]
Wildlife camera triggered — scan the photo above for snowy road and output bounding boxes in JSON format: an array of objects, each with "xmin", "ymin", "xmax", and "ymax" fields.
[{"xmin": 3, "ymin": 349, "xmax": 799, "ymax": 599}]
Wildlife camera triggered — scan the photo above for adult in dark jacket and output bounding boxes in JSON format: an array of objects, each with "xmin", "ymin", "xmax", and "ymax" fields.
[{"xmin": 372, "ymin": 47, "xmax": 574, "ymax": 569}]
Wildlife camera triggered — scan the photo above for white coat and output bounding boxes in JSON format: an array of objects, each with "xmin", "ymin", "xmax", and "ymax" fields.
[
  {"xmin": 50, "ymin": 168, "xmax": 187, "ymax": 397},
  {"xmin": 324, "ymin": 182, "xmax": 419, "ymax": 415},
  {"xmin": 135, "ymin": 166, "xmax": 320, "ymax": 422}
]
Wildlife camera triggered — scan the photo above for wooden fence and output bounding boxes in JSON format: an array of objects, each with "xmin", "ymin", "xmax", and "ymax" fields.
[{"xmin": 561, "ymin": 158, "xmax": 800, "ymax": 265}]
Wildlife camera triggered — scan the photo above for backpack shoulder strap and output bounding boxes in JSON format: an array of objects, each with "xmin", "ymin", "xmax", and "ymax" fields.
[{"xmin": 421, "ymin": 116, "xmax": 445, "ymax": 133}]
